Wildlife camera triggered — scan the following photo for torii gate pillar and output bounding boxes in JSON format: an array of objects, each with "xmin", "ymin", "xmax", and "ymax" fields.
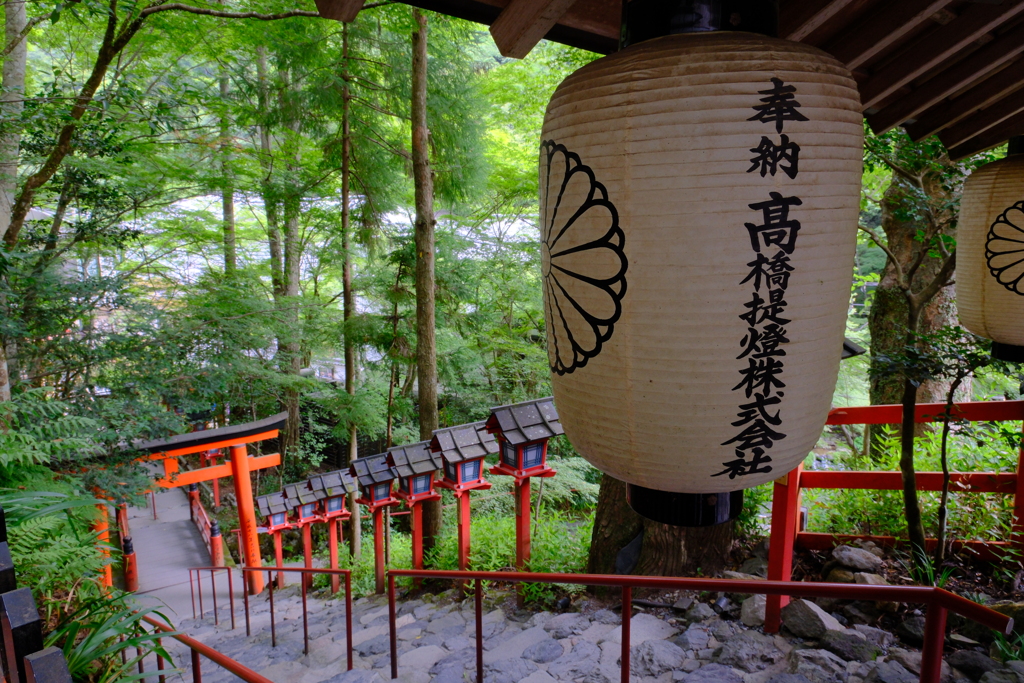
[{"xmin": 230, "ymin": 443, "xmax": 264, "ymax": 594}]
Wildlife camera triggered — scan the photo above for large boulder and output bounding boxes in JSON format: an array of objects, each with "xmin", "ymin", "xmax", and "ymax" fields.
[
  {"xmin": 821, "ymin": 629, "xmax": 881, "ymax": 663},
  {"xmin": 713, "ymin": 631, "xmax": 785, "ymax": 673},
  {"xmin": 788, "ymin": 649, "xmax": 848, "ymax": 682},
  {"xmin": 630, "ymin": 640, "xmax": 687, "ymax": 677},
  {"xmin": 781, "ymin": 599, "xmax": 846, "ymax": 639},
  {"xmin": 895, "ymin": 616, "xmax": 927, "ymax": 647},
  {"xmin": 946, "ymin": 650, "xmax": 1002, "ymax": 682},
  {"xmin": 832, "ymin": 545, "xmax": 884, "ymax": 571},
  {"xmin": 741, "ymin": 594, "xmax": 767, "ymax": 627},
  {"xmin": 682, "ymin": 663, "xmax": 744, "ymax": 683}
]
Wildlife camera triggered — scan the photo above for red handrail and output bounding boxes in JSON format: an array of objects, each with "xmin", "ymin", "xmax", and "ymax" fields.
[
  {"xmin": 766, "ymin": 399, "xmax": 1024, "ymax": 634},
  {"xmin": 386, "ymin": 569, "xmax": 1012, "ymax": 683},
  {"xmin": 142, "ymin": 615, "xmax": 274, "ymax": 683}
]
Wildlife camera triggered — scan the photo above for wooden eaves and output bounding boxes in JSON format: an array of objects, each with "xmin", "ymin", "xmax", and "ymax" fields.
[{"xmin": 317, "ymin": 0, "xmax": 1024, "ymax": 160}]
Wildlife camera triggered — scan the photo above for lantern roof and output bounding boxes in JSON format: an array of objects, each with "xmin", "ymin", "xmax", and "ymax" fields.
[
  {"xmin": 430, "ymin": 421, "xmax": 498, "ymax": 464},
  {"xmin": 350, "ymin": 452, "xmax": 397, "ymax": 487},
  {"xmin": 308, "ymin": 469, "xmax": 358, "ymax": 498},
  {"xmin": 387, "ymin": 441, "xmax": 443, "ymax": 478},
  {"xmin": 485, "ymin": 397, "xmax": 564, "ymax": 446},
  {"xmin": 256, "ymin": 491, "xmax": 289, "ymax": 518},
  {"xmin": 316, "ymin": 0, "xmax": 1024, "ymax": 160},
  {"xmin": 284, "ymin": 481, "xmax": 326, "ymax": 509}
]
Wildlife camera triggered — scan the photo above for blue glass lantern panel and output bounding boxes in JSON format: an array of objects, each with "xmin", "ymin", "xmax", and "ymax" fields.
[
  {"xmin": 374, "ymin": 483, "xmax": 390, "ymax": 501},
  {"xmin": 271, "ymin": 512, "xmax": 286, "ymax": 527},
  {"xmin": 522, "ymin": 443, "xmax": 544, "ymax": 469},
  {"xmin": 327, "ymin": 496, "xmax": 344, "ymax": 513},
  {"xmin": 412, "ymin": 474, "xmax": 431, "ymax": 494},
  {"xmin": 300, "ymin": 503, "xmax": 316, "ymax": 518},
  {"xmin": 501, "ymin": 442, "xmax": 517, "ymax": 468},
  {"xmin": 461, "ymin": 460, "xmax": 480, "ymax": 483},
  {"xmin": 444, "ymin": 460, "xmax": 457, "ymax": 482}
]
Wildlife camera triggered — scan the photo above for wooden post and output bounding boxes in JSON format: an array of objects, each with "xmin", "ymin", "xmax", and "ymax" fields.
[
  {"xmin": 373, "ymin": 508, "xmax": 385, "ymax": 595},
  {"xmin": 229, "ymin": 444, "xmax": 264, "ymax": 594},
  {"xmin": 122, "ymin": 537, "xmax": 139, "ymax": 592},
  {"xmin": 210, "ymin": 451, "xmax": 221, "ymax": 508},
  {"xmin": 0, "ymin": 588, "xmax": 43, "ymax": 683},
  {"xmin": 765, "ymin": 464, "xmax": 802, "ymax": 633},
  {"xmin": 515, "ymin": 478, "xmax": 531, "ymax": 570},
  {"xmin": 94, "ymin": 505, "xmax": 113, "ymax": 589},
  {"xmin": 411, "ymin": 504, "xmax": 424, "ymax": 571},
  {"xmin": 274, "ymin": 531, "xmax": 285, "ymax": 588},
  {"xmin": 210, "ymin": 522, "xmax": 224, "ymax": 568},
  {"xmin": 302, "ymin": 523, "xmax": 313, "ymax": 592},
  {"xmin": 328, "ymin": 519, "xmax": 340, "ymax": 594},
  {"xmin": 457, "ymin": 492, "xmax": 471, "ymax": 572}
]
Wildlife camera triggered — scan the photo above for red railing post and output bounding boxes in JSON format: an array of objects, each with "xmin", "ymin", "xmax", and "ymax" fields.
[
  {"xmin": 345, "ymin": 571, "xmax": 353, "ymax": 671},
  {"xmin": 765, "ymin": 463, "xmax": 802, "ymax": 633},
  {"xmin": 374, "ymin": 509, "xmax": 386, "ymax": 595},
  {"xmin": 1013, "ymin": 418, "xmax": 1024, "ymax": 551},
  {"xmin": 210, "ymin": 522, "xmax": 224, "ymax": 568},
  {"xmin": 191, "ymin": 649, "xmax": 201, "ymax": 683},
  {"xmin": 475, "ymin": 579, "xmax": 483, "ymax": 683},
  {"xmin": 302, "ymin": 524, "xmax": 313, "ymax": 593},
  {"xmin": 388, "ymin": 573, "xmax": 398, "ymax": 681},
  {"xmin": 329, "ymin": 519, "xmax": 340, "ymax": 594},
  {"xmin": 920, "ymin": 601, "xmax": 948, "ymax": 683},
  {"xmin": 620, "ymin": 585, "xmax": 631, "ymax": 683},
  {"xmin": 274, "ymin": 531, "xmax": 285, "ymax": 588}
]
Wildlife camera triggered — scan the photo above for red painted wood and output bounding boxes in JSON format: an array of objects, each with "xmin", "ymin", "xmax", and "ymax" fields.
[
  {"xmin": 302, "ymin": 524, "xmax": 313, "ymax": 592},
  {"xmin": 374, "ymin": 508, "xmax": 386, "ymax": 594},
  {"xmin": 457, "ymin": 492, "xmax": 471, "ymax": 573},
  {"xmin": 515, "ymin": 478, "xmax": 531, "ymax": 571},
  {"xmin": 411, "ymin": 504, "xmax": 424, "ymax": 571},
  {"xmin": 274, "ymin": 531, "xmax": 285, "ymax": 588},
  {"xmin": 800, "ymin": 470, "xmax": 1016, "ymax": 493},
  {"xmin": 329, "ymin": 519, "xmax": 340, "ymax": 594},
  {"xmin": 765, "ymin": 464, "xmax": 801, "ymax": 633},
  {"xmin": 826, "ymin": 400, "xmax": 1024, "ymax": 425}
]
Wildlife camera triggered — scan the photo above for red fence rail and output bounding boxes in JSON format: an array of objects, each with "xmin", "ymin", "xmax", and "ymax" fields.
[
  {"xmin": 142, "ymin": 615, "xmax": 274, "ymax": 683},
  {"xmin": 766, "ymin": 399, "xmax": 1024, "ymax": 632},
  {"xmin": 387, "ymin": 569, "xmax": 1012, "ymax": 683}
]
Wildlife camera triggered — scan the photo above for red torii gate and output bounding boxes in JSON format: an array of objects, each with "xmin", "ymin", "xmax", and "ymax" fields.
[{"xmin": 134, "ymin": 412, "xmax": 287, "ymax": 594}]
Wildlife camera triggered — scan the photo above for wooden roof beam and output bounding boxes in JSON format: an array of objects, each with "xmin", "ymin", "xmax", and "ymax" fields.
[
  {"xmin": 778, "ymin": 0, "xmax": 857, "ymax": 42},
  {"xmin": 824, "ymin": 0, "xmax": 954, "ymax": 70},
  {"xmin": 939, "ymin": 89, "xmax": 1024, "ymax": 150},
  {"xmin": 868, "ymin": 20, "xmax": 1024, "ymax": 134},
  {"xmin": 946, "ymin": 107, "xmax": 1024, "ymax": 160},
  {"xmin": 859, "ymin": 0, "xmax": 1024, "ymax": 110},
  {"xmin": 313, "ymin": 0, "xmax": 364, "ymax": 22},
  {"xmin": 905, "ymin": 58, "xmax": 1024, "ymax": 140},
  {"xmin": 490, "ymin": 0, "xmax": 580, "ymax": 59}
]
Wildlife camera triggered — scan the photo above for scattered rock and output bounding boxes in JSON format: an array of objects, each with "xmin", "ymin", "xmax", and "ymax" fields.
[
  {"xmin": 548, "ymin": 640, "xmax": 603, "ymax": 680},
  {"xmin": 886, "ymin": 649, "xmax": 953, "ymax": 683},
  {"xmin": 740, "ymin": 556, "xmax": 769, "ymax": 577},
  {"xmin": 788, "ymin": 649, "xmax": 848, "ymax": 683},
  {"xmin": 950, "ymin": 634, "xmax": 982, "ymax": 648},
  {"xmin": 430, "ymin": 648, "xmax": 476, "ymax": 675},
  {"xmin": 675, "ymin": 624, "xmax": 711, "ymax": 651},
  {"xmin": 766, "ymin": 676, "xmax": 813, "ymax": 683},
  {"xmin": 895, "ymin": 617, "xmax": 927, "ymax": 647},
  {"xmin": 674, "ymin": 597, "xmax": 695, "ymax": 612},
  {"xmin": 722, "ymin": 571, "xmax": 764, "ymax": 602},
  {"xmin": 821, "ymin": 629, "xmax": 881, "ymax": 663},
  {"xmin": 833, "ymin": 545, "xmax": 884, "ymax": 572},
  {"xmin": 523, "ymin": 638, "xmax": 564, "ymax": 663},
  {"xmin": 854, "ymin": 573, "xmax": 888, "ymax": 586},
  {"xmin": 946, "ymin": 650, "xmax": 1002, "ymax": 681},
  {"xmin": 592, "ymin": 609, "xmax": 619, "ymax": 625},
  {"xmin": 867, "ymin": 660, "xmax": 918, "ymax": 683},
  {"xmin": 713, "ymin": 631, "xmax": 784, "ymax": 672},
  {"xmin": 484, "ymin": 657, "xmax": 538, "ymax": 683},
  {"xmin": 397, "ymin": 644, "xmax": 446, "ymax": 670},
  {"xmin": 741, "ymin": 595, "xmax": 767, "ymax": 627},
  {"xmin": 825, "ymin": 568, "xmax": 857, "ymax": 584},
  {"xmin": 682, "ymin": 663, "xmax": 744, "ymax": 683},
  {"xmin": 356, "ymin": 634, "xmax": 391, "ymax": 657},
  {"xmin": 686, "ymin": 603, "xmax": 718, "ymax": 623},
  {"xmin": 979, "ymin": 672, "xmax": 1024, "ymax": 683},
  {"xmin": 320, "ymin": 670, "xmax": 385, "ymax": 683},
  {"xmin": 630, "ymin": 640, "xmax": 687, "ymax": 677},
  {"xmin": 544, "ymin": 613, "xmax": 590, "ymax": 639},
  {"xmin": 781, "ymin": 599, "xmax": 846, "ymax": 639}
]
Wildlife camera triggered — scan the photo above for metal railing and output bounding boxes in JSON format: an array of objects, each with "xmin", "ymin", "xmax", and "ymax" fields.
[
  {"xmin": 386, "ymin": 569, "xmax": 1013, "ymax": 683},
  {"xmin": 142, "ymin": 615, "xmax": 274, "ymax": 683},
  {"xmin": 187, "ymin": 565, "xmax": 354, "ymax": 669}
]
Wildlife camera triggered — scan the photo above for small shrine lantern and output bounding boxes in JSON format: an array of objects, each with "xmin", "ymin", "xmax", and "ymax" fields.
[
  {"xmin": 284, "ymin": 481, "xmax": 326, "ymax": 525},
  {"xmin": 308, "ymin": 469, "xmax": 357, "ymax": 520},
  {"xmin": 256, "ymin": 491, "xmax": 292, "ymax": 532},
  {"xmin": 430, "ymin": 422, "xmax": 496, "ymax": 493},
  {"xmin": 486, "ymin": 397, "xmax": 562, "ymax": 479},
  {"xmin": 386, "ymin": 441, "xmax": 442, "ymax": 504},
  {"xmin": 350, "ymin": 453, "xmax": 399, "ymax": 511}
]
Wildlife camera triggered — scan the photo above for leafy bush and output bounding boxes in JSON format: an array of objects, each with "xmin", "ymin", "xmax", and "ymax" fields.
[{"xmin": 803, "ymin": 425, "xmax": 1022, "ymax": 541}]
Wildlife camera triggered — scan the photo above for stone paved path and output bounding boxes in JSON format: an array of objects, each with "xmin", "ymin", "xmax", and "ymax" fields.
[{"xmin": 148, "ymin": 584, "xmax": 1015, "ymax": 683}]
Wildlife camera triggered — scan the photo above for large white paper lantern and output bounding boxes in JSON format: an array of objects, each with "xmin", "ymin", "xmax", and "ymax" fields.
[
  {"xmin": 539, "ymin": 31, "xmax": 863, "ymax": 524},
  {"xmin": 958, "ymin": 150, "xmax": 1024, "ymax": 362}
]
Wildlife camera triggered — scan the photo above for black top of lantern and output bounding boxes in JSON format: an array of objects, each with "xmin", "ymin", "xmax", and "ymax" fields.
[
  {"xmin": 350, "ymin": 452, "xmax": 398, "ymax": 487},
  {"xmin": 431, "ymin": 421, "xmax": 498, "ymax": 464},
  {"xmin": 621, "ymin": 0, "xmax": 778, "ymax": 49},
  {"xmin": 284, "ymin": 481, "xmax": 326, "ymax": 509},
  {"xmin": 485, "ymin": 397, "xmax": 564, "ymax": 446},
  {"xmin": 308, "ymin": 469, "xmax": 357, "ymax": 498},
  {"xmin": 387, "ymin": 441, "xmax": 443, "ymax": 478},
  {"xmin": 256, "ymin": 491, "xmax": 289, "ymax": 518}
]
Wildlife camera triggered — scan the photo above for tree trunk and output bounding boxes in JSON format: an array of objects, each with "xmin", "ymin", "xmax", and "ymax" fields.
[
  {"xmin": 256, "ymin": 47, "xmax": 284, "ymax": 298},
  {"xmin": 587, "ymin": 474, "xmax": 642, "ymax": 575},
  {"xmin": 219, "ymin": 70, "xmax": 237, "ymax": 276},
  {"xmin": 411, "ymin": 9, "xmax": 441, "ymax": 553},
  {"xmin": 341, "ymin": 24, "xmax": 361, "ymax": 559}
]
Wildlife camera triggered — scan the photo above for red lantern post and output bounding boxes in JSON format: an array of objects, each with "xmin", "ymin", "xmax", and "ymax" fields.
[
  {"xmin": 485, "ymin": 397, "xmax": 562, "ymax": 578},
  {"xmin": 387, "ymin": 442, "xmax": 442, "ymax": 577},
  {"xmin": 285, "ymin": 482, "xmax": 328, "ymax": 592},
  {"xmin": 308, "ymin": 470, "xmax": 357, "ymax": 593},
  {"xmin": 257, "ymin": 491, "xmax": 293, "ymax": 588},
  {"xmin": 351, "ymin": 454, "xmax": 400, "ymax": 594},
  {"xmin": 431, "ymin": 422, "xmax": 497, "ymax": 575}
]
